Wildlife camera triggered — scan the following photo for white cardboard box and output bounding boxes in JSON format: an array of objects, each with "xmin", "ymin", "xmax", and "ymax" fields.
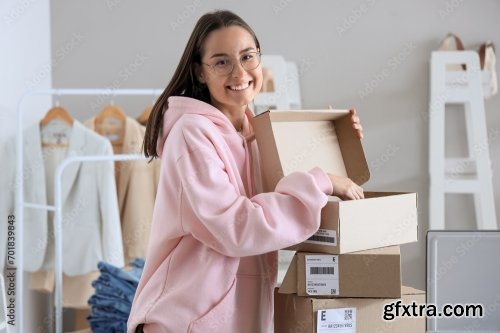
[{"xmin": 253, "ymin": 110, "xmax": 418, "ymax": 254}]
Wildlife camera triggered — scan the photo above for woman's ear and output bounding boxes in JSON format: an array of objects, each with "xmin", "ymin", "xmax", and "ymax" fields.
[{"xmin": 194, "ymin": 63, "xmax": 205, "ymax": 84}]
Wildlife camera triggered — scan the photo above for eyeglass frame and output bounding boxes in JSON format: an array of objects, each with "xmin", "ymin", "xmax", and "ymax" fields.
[{"xmin": 201, "ymin": 51, "xmax": 262, "ymax": 76}]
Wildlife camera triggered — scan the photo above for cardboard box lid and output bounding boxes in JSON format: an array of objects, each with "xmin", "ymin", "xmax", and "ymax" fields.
[
  {"xmin": 278, "ymin": 246, "xmax": 401, "ymax": 295},
  {"xmin": 253, "ymin": 110, "xmax": 370, "ymax": 188}
]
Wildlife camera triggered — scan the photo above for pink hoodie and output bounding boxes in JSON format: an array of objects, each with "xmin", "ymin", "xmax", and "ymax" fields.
[{"xmin": 127, "ymin": 96, "xmax": 332, "ymax": 333}]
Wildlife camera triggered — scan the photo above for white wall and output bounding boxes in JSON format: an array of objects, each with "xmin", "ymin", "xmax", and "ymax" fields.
[
  {"xmin": 1, "ymin": 0, "xmax": 53, "ymax": 136},
  {"xmin": 1, "ymin": 0, "xmax": 53, "ymax": 332},
  {"xmin": 49, "ymin": 0, "xmax": 500, "ymax": 292}
]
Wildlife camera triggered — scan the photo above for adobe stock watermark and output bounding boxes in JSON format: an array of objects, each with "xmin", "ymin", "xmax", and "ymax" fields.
[
  {"xmin": 5, "ymin": 214, "xmax": 17, "ymax": 327},
  {"xmin": 8, "ymin": 142, "xmax": 83, "ymax": 194},
  {"xmin": 89, "ymin": 53, "xmax": 149, "ymax": 113},
  {"xmin": 282, "ymin": 123, "xmax": 331, "ymax": 175},
  {"xmin": 255, "ymin": 55, "xmax": 314, "ymax": 113},
  {"xmin": 429, "ymin": 232, "xmax": 483, "ymax": 285},
  {"xmin": 370, "ymin": 143, "xmax": 401, "ymax": 173},
  {"xmin": 445, "ymin": 127, "xmax": 500, "ymax": 185},
  {"xmin": 358, "ymin": 41, "xmax": 417, "ymax": 99},
  {"xmin": 105, "ymin": 0, "xmax": 125, "ymax": 11},
  {"xmin": 25, "ymin": 32, "xmax": 85, "ymax": 91},
  {"xmin": 423, "ymin": 61, "xmax": 482, "ymax": 123},
  {"xmin": 3, "ymin": 0, "xmax": 36, "ymax": 26},
  {"xmin": 31, "ymin": 196, "xmax": 90, "ymax": 256},
  {"xmin": 438, "ymin": 0, "xmax": 466, "ymax": 20},
  {"xmin": 272, "ymin": 0, "xmax": 295, "ymax": 15},
  {"xmin": 336, "ymin": 0, "xmax": 378, "ymax": 36},
  {"xmin": 170, "ymin": 0, "xmax": 202, "ymax": 31},
  {"xmin": 462, "ymin": 293, "xmax": 500, "ymax": 331}
]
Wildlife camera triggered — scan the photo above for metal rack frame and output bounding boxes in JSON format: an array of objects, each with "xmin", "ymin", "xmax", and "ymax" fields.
[{"xmin": 16, "ymin": 88, "xmax": 162, "ymax": 333}]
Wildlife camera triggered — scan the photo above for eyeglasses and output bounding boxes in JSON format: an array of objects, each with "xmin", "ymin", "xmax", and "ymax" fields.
[{"xmin": 202, "ymin": 51, "xmax": 261, "ymax": 76}]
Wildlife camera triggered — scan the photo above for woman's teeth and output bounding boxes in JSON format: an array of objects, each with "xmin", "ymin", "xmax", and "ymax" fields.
[{"xmin": 228, "ymin": 82, "xmax": 250, "ymax": 91}]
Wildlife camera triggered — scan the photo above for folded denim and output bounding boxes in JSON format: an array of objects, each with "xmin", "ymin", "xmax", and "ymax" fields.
[
  {"xmin": 128, "ymin": 258, "xmax": 145, "ymax": 269},
  {"xmin": 97, "ymin": 260, "xmax": 142, "ymax": 284},
  {"xmin": 88, "ymin": 258, "xmax": 145, "ymax": 333},
  {"xmin": 87, "ymin": 317, "xmax": 127, "ymax": 333},
  {"xmin": 92, "ymin": 280, "xmax": 133, "ymax": 303},
  {"xmin": 91, "ymin": 306, "xmax": 127, "ymax": 320},
  {"xmin": 94, "ymin": 272, "xmax": 136, "ymax": 295},
  {"xmin": 88, "ymin": 293, "xmax": 131, "ymax": 314}
]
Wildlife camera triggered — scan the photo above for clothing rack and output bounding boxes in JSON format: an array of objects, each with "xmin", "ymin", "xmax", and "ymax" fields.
[{"xmin": 16, "ymin": 88, "xmax": 162, "ymax": 333}]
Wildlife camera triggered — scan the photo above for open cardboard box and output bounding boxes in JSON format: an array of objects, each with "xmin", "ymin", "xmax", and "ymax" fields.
[
  {"xmin": 253, "ymin": 110, "xmax": 418, "ymax": 254},
  {"xmin": 274, "ymin": 286, "xmax": 425, "ymax": 333},
  {"xmin": 279, "ymin": 246, "xmax": 401, "ymax": 298}
]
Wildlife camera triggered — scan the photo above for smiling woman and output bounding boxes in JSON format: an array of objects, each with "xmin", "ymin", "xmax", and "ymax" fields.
[
  {"xmin": 142, "ymin": 10, "xmax": 264, "ymax": 158},
  {"xmin": 128, "ymin": 9, "xmax": 363, "ymax": 333},
  {"xmin": 195, "ymin": 26, "xmax": 263, "ymax": 131}
]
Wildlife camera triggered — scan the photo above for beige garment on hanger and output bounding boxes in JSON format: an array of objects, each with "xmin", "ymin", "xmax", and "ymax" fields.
[{"xmin": 85, "ymin": 116, "xmax": 160, "ymax": 262}]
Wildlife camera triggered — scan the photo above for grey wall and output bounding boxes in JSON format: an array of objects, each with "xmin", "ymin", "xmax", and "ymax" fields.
[{"xmin": 50, "ymin": 0, "xmax": 500, "ymax": 290}]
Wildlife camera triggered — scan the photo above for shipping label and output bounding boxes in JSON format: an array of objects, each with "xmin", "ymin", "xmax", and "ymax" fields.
[
  {"xmin": 317, "ymin": 308, "xmax": 356, "ymax": 333},
  {"xmin": 305, "ymin": 229, "xmax": 337, "ymax": 246},
  {"xmin": 305, "ymin": 255, "xmax": 339, "ymax": 296}
]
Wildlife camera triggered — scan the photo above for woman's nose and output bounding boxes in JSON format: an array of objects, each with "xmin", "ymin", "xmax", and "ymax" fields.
[{"xmin": 231, "ymin": 60, "xmax": 246, "ymax": 77}]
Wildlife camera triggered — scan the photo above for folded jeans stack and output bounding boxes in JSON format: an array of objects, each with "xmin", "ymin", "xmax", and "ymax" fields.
[{"xmin": 87, "ymin": 258, "xmax": 145, "ymax": 333}]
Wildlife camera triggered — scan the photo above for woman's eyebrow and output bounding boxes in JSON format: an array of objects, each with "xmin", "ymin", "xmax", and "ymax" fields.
[{"xmin": 209, "ymin": 47, "xmax": 256, "ymax": 59}]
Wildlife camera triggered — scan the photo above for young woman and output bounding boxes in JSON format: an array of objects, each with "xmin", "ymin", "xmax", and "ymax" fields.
[{"xmin": 128, "ymin": 10, "xmax": 364, "ymax": 333}]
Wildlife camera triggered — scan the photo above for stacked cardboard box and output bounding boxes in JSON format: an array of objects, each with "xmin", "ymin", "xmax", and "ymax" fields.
[{"xmin": 253, "ymin": 110, "xmax": 424, "ymax": 333}]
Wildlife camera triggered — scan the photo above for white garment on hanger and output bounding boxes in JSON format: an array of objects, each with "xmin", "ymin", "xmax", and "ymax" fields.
[{"xmin": 0, "ymin": 121, "xmax": 124, "ymax": 275}]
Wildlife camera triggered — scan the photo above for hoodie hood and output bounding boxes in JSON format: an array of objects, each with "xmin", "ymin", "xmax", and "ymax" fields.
[{"xmin": 156, "ymin": 96, "xmax": 255, "ymax": 157}]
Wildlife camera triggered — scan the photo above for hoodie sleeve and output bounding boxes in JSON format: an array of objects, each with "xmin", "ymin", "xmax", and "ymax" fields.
[{"xmin": 176, "ymin": 145, "xmax": 332, "ymax": 258}]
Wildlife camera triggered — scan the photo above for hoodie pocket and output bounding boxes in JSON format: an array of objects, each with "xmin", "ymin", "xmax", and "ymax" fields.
[{"xmin": 188, "ymin": 278, "xmax": 238, "ymax": 333}]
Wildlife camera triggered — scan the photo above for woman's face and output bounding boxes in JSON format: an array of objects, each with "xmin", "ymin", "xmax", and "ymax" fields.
[{"xmin": 197, "ymin": 26, "xmax": 263, "ymax": 111}]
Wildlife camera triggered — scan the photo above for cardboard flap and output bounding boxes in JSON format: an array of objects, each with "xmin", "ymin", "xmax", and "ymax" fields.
[
  {"xmin": 253, "ymin": 110, "xmax": 370, "ymax": 192},
  {"xmin": 334, "ymin": 113, "xmax": 370, "ymax": 184},
  {"xmin": 278, "ymin": 254, "xmax": 298, "ymax": 294}
]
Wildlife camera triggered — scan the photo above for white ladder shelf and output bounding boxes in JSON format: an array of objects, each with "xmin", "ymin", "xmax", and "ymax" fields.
[{"xmin": 429, "ymin": 51, "xmax": 497, "ymax": 230}]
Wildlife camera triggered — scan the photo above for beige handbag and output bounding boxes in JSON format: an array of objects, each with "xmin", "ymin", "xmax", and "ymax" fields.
[
  {"xmin": 438, "ymin": 33, "xmax": 497, "ymax": 98},
  {"xmin": 438, "ymin": 33, "xmax": 466, "ymax": 71},
  {"xmin": 479, "ymin": 41, "xmax": 497, "ymax": 97}
]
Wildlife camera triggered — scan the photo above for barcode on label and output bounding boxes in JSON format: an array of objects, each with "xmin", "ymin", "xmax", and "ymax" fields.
[
  {"xmin": 308, "ymin": 235, "xmax": 336, "ymax": 243},
  {"xmin": 310, "ymin": 266, "xmax": 335, "ymax": 275},
  {"xmin": 345, "ymin": 309, "xmax": 353, "ymax": 320}
]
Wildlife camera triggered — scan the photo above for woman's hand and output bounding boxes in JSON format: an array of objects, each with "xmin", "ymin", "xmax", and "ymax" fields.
[
  {"xmin": 328, "ymin": 106, "xmax": 363, "ymax": 139},
  {"xmin": 349, "ymin": 108, "xmax": 363, "ymax": 139},
  {"xmin": 327, "ymin": 173, "xmax": 364, "ymax": 200}
]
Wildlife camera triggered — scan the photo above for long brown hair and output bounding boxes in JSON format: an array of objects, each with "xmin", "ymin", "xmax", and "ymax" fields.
[{"xmin": 143, "ymin": 10, "xmax": 261, "ymax": 158}]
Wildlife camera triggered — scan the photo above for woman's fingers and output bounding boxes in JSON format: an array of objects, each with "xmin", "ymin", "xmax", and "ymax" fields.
[
  {"xmin": 353, "ymin": 123, "xmax": 363, "ymax": 130},
  {"xmin": 329, "ymin": 173, "xmax": 366, "ymax": 201},
  {"xmin": 326, "ymin": 106, "xmax": 363, "ymax": 137},
  {"xmin": 350, "ymin": 187, "xmax": 363, "ymax": 200},
  {"xmin": 355, "ymin": 185, "xmax": 364, "ymax": 199},
  {"xmin": 350, "ymin": 109, "xmax": 364, "ymax": 139}
]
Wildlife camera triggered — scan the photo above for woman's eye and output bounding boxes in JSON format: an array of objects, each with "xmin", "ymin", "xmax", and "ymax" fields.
[
  {"xmin": 242, "ymin": 54, "xmax": 254, "ymax": 62},
  {"xmin": 215, "ymin": 59, "xmax": 230, "ymax": 67}
]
